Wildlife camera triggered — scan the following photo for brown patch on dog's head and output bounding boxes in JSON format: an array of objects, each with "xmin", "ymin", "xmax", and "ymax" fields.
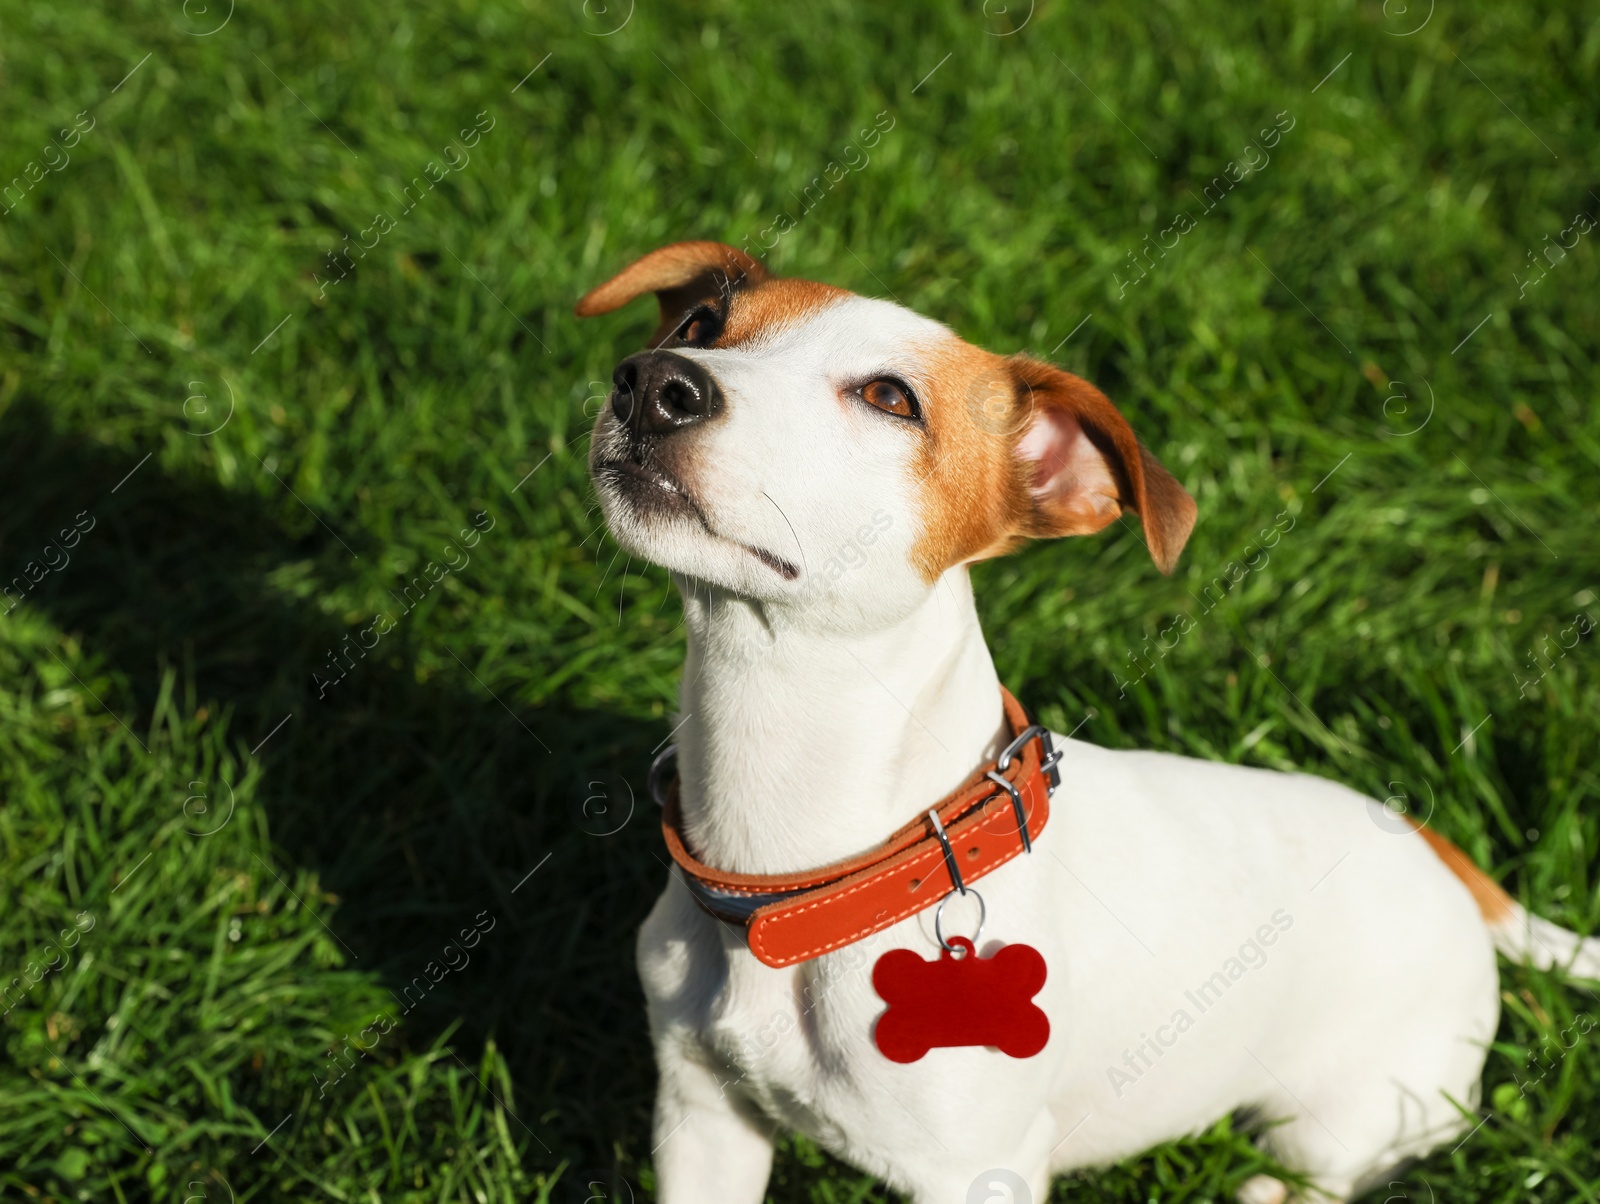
[
  {"xmin": 574, "ymin": 241, "xmax": 769, "ymax": 343},
  {"xmin": 575, "ymin": 241, "xmax": 852, "ymax": 351},
  {"xmin": 908, "ymin": 341, "xmax": 1034, "ymax": 580},
  {"xmin": 911, "ymin": 351, "xmax": 1196, "ymax": 580},
  {"xmin": 720, "ymin": 278, "xmax": 852, "ymax": 348}
]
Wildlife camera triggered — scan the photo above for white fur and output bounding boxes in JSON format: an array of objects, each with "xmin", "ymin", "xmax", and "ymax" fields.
[{"xmin": 589, "ymin": 292, "xmax": 1597, "ymax": 1203}]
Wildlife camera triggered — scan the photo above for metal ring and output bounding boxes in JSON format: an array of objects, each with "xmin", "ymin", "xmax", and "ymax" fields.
[
  {"xmin": 647, "ymin": 744, "xmax": 678, "ymax": 808},
  {"xmin": 935, "ymin": 888, "xmax": 986, "ymax": 953}
]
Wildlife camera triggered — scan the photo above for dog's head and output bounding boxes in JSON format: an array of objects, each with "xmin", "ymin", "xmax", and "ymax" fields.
[{"xmin": 577, "ymin": 241, "xmax": 1196, "ymax": 626}]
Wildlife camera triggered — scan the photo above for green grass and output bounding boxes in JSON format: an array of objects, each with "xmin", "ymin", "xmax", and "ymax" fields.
[{"xmin": 1, "ymin": 0, "xmax": 1597, "ymax": 1199}]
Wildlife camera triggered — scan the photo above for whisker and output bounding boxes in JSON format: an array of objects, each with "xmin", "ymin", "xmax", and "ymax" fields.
[
  {"xmin": 761, "ymin": 490, "xmax": 809, "ymax": 577},
  {"xmin": 595, "ymin": 545, "xmax": 622, "ymax": 596}
]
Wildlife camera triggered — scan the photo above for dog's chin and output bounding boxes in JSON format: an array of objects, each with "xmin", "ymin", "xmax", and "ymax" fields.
[{"xmin": 591, "ymin": 463, "xmax": 801, "ymax": 596}]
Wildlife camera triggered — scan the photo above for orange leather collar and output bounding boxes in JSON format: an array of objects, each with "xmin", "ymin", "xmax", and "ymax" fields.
[{"xmin": 658, "ymin": 689, "xmax": 1059, "ymax": 968}]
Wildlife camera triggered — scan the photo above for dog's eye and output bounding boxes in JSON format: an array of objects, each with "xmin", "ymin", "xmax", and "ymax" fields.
[
  {"xmin": 675, "ymin": 307, "xmax": 721, "ymax": 347},
  {"xmin": 859, "ymin": 378, "xmax": 920, "ymax": 421}
]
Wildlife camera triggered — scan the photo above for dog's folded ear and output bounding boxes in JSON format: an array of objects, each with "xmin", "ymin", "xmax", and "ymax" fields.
[
  {"xmin": 575, "ymin": 241, "xmax": 768, "ymax": 339},
  {"xmin": 1007, "ymin": 355, "xmax": 1197, "ymax": 574}
]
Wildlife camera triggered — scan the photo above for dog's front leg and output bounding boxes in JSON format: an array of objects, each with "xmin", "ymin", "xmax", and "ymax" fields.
[{"xmin": 649, "ymin": 1042, "xmax": 774, "ymax": 1204}]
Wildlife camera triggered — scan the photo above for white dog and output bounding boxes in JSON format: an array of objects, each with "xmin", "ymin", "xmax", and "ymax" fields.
[{"xmin": 575, "ymin": 242, "xmax": 1598, "ymax": 1203}]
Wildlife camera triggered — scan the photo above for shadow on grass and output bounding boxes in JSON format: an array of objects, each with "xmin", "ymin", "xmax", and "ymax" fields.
[{"xmin": 0, "ymin": 399, "xmax": 664, "ymax": 1185}]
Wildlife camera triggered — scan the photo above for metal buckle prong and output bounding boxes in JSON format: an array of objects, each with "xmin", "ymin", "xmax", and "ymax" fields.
[
  {"xmin": 997, "ymin": 721, "xmax": 1062, "ymax": 794},
  {"xmin": 994, "ymin": 724, "xmax": 1045, "ymax": 773}
]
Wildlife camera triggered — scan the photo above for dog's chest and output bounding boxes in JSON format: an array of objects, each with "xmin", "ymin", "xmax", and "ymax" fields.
[{"xmin": 695, "ymin": 935, "xmax": 880, "ymax": 1137}]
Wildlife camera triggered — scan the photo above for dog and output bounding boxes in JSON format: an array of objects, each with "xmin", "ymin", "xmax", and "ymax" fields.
[{"xmin": 575, "ymin": 241, "xmax": 1599, "ymax": 1203}]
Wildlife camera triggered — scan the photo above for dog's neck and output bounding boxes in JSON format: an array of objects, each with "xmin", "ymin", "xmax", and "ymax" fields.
[{"xmin": 672, "ymin": 569, "xmax": 1010, "ymax": 875}]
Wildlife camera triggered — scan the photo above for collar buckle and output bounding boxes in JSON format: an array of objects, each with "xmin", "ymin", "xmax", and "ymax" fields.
[
  {"xmin": 997, "ymin": 722, "xmax": 1062, "ymax": 792},
  {"xmin": 987, "ymin": 722, "xmax": 1062, "ymax": 854}
]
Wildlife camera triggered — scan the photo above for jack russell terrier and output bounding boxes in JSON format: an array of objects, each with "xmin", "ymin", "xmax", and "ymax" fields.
[{"xmin": 574, "ymin": 241, "xmax": 1598, "ymax": 1203}]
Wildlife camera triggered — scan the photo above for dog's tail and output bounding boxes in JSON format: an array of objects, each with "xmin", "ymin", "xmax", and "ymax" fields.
[{"xmin": 1416, "ymin": 826, "xmax": 1600, "ymax": 979}]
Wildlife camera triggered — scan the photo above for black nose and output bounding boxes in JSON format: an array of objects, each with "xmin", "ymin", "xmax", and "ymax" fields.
[{"xmin": 610, "ymin": 351, "xmax": 723, "ymax": 436}]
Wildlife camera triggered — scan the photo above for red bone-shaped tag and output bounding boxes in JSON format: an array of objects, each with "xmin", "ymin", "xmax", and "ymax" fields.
[{"xmin": 872, "ymin": 938, "xmax": 1049, "ymax": 1063}]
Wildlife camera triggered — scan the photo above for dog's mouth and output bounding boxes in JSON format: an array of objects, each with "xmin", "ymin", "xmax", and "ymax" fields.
[
  {"xmin": 595, "ymin": 456, "xmax": 696, "ymax": 515},
  {"xmin": 594, "ymin": 457, "xmax": 801, "ymax": 581},
  {"xmin": 746, "ymin": 545, "xmax": 800, "ymax": 580}
]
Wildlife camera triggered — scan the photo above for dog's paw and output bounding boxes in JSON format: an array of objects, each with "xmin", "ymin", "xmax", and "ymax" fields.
[{"xmin": 1236, "ymin": 1174, "xmax": 1289, "ymax": 1204}]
